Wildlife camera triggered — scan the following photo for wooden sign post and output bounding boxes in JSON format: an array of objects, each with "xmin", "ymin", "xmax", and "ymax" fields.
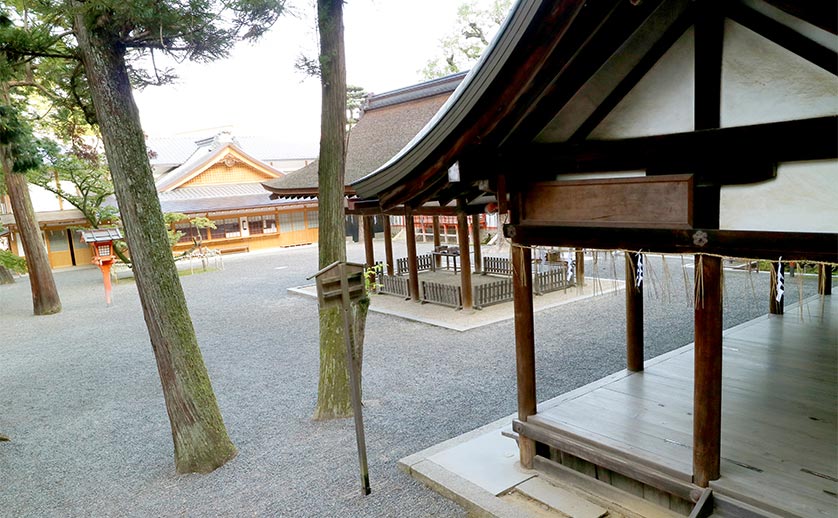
[{"xmin": 309, "ymin": 261, "xmax": 371, "ymax": 495}]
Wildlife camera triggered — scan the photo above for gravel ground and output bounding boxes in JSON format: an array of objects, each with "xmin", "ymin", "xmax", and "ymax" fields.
[{"xmin": 0, "ymin": 242, "xmax": 822, "ymax": 517}]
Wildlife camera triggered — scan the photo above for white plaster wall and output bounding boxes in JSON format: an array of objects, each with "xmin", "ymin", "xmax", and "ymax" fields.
[
  {"xmin": 721, "ymin": 21, "xmax": 838, "ymax": 127},
  {"xmin": 28, "ymin": 185, "xmax": 62, "ymax": 212},
  {"xmin": 589, "ymin": 27, "xmax": 695, "ymax": 139},
  {"xmin": 720, "ymin": 159, "xmax": 838, "ymax": 232}
]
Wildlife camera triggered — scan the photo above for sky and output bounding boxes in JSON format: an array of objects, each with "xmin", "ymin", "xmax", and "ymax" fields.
[{"xmin": 133, "ymin": 0, "xmax": 481, "ymax": 150}]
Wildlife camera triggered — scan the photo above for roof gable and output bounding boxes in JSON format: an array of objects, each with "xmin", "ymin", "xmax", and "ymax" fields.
[{"xmin": 156, "ymin": 143, "xmax": 284, "ymax": 192}]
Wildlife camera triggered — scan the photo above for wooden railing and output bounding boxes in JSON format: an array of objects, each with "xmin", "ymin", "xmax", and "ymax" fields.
[
  {"xmin": 483, "ymin": 256, "xmax": 512, "ymax": 276},
  {"xmin": 380, "ymin": 275, "xmax": 410, "ymax": 298},
  {"xmin": 534, "ymin": 267, "xmax": 571, "ymax": 295},
  {"xmin": 473, "ymin": 278, "xmax": 513, "ymax": 309},
  {"xmin": 421, "ymin": 280, "xmax": 462, "ymax": 309},
  {"xmin": 396, "ymin": 254, "xmax": 434, "ymax": 275}
]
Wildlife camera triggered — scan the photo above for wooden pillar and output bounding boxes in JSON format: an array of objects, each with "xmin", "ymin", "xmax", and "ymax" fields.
[
  {"xmin": 625, "ymin": 252, "xmax": 644, "ymax": 372},
  {"xmin": 693, "ymin": 255, "xmax": 723, "ymax": 487},
  {"xmin": 405, "ymin": 209, "xmax": 420, "ymax": 301},
  {"xmin": 363, "ymin": 215, "xmax": 375, "ymax": 269},
  {"xmin": 432, "ymin": 215, "xmax": 442, "ymax": 267},
  {"xmin": 471, "ymin": 214, "xmax": 482, "ymax": 274},
  {"xmin": 512, "ymin": 242, "xmax": 536, "ymax": 468},
  {"xmin": 818, "ymin": 264, "xmax": 832, "ymax": 295},
  {"xmin": 769, "ymin": 261, "xmax": 784, "ymax": 315},
  {"xmin": 456, "ymin": 203, "xmax": 473, "ymax": 311},
  {"xmin": 383, "ymin": 215, "xmax": 394, "ymax": 276},
  {"xmin": 575, "ymin": 249, "xmax": 585, "ymax": 287}
]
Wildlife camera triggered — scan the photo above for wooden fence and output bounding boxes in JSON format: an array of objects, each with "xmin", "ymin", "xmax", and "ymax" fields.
[
  {"xmin": 380, "ymin": 275, "xmax": 410, "ymax": 298},
  {"xmin": 421, "ymin": 280, "xmax": 462, "ymax": 309},
  {"xmin": 483, "ymin": 256, "xmax": 512, "ymax": 276},
  {"xmin": 534, "ymin": 267, "xmax": 571, "ymax": 295},
  {"xmin": 473, "ymin": 278, "xmax": 514, "ymax": 309},
  {"xmin": 396, "ymin": 254, "xmax": 434, "ymax": 275}
]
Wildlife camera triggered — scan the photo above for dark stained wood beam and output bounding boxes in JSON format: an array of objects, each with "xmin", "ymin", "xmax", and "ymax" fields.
[
  {"xmin": 512, "ymin": 240, "xmax": 536, "ymax": 468},
  {"xmin": 625, "ymin": 252, "xmax": 644, "ymax": 372},
  {"xmin": 363, "ymin": 215, "xmax": 375, "ymax": 269},
  {"xmin": 504, "ymin": 224, "xmax": 838, "ymax": 263},
  {"xmin": 693, "ymin": 254, "xmax": 722, "ymax": 487},
  {"xmin": 695, "ymin": 0, "xmax": 724, "ymax": 131},
  {"xmin": 819, "ymin": 265, "xmax": 833, "ymax": 295},
  {"xmin": 762, "ymin": 0, "xmax": 837, "ymax": 35},
  {"xmin": 471, "ymin": 214, "xmax": 483, "ymax": 274},
  {"xmin": 728, "ymin": 3, "xmax": 838, "ymax": 75},
  {"xmin": 405, "ymin": 208, "xmax": 420, "ymax": 301},
  {"xmin": 456, "ymin": 204, "xmax": 474, "ymax": 311},
  {"xmin": 346, "ymin": 199, "xmax": 486, "ymax": 216},
  {"xmin": 432, "ymin": 215, "xmax": 442, "ymax": 267},
  {"xmin": 383, "ymin": 215, "xmax": 394, "ymax": 276},
  {"xmin": 504, "ymin": 117, "xmax": 837, "ymax": 181},
  {"xmin": 571, "ymin": 7, "xmax": 694, "ymax": 142}
]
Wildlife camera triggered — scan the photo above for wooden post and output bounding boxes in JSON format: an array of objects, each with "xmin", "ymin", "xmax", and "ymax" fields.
[
  {"xmin": 769, "ymin": 261, "xmax": 784, "ymax": 315},
  {"xmin": 512, "ymin": 242, "xmax": 536, "ymax": 468},
  {"xmin": 456, "ymin": 203, "xmax": 473, "ymax": 311},
  {"xmin": 693, "ymin": 255, "xmax": 723, "ymax": 487},
  {"xmin": 432, "ymin": 215, "xmax": 442, "ymax": 267},
  {"xmin": 405, "ymin": 209, "xmax": 420, "ymax": 301},
  {"xmin": 383, "ymin": 215, "xmax": 394, "ymax": 276},
  {"xmin": 625, "ymin": 252, "xmax": 644, "ymax": 372},
  {"xmin": 363, "ymin": 215, "xmax": 375, "ymax": 269},
  {"xmin": 575, "ymin": 249, "xmax": 585, "ymax": 287},
  {"xmin": 471, "ymin": 214, "xmax": 482, "ymax": 274},
  {"xmin": 819, "ymin": 264, "xmax": 832, "ymax": 295}
]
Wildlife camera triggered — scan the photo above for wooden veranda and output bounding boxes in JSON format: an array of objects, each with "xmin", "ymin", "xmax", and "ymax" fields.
[{"xmin": 521, "ymin": 296, "xmax": 836, "ymax": 517}]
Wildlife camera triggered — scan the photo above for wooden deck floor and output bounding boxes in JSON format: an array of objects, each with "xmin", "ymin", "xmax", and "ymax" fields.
[{"xmin": 529, "ymin": 296, "xmax": 837, "ymax": 517}]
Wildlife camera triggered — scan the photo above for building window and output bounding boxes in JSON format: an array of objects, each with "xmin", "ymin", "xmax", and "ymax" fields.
[
  {"xmin": 212, "ymin": 218, "xmax": 241, "ymax": 239},
  {"xmin": 247, "ymin": 215, "xmax": 278, "ymax": 235},
  {"xmin": 174, "ymin": 222, "xmax": 209, "ymax": 243},
  {"xmin": 279, "ymin": 211, "xmax": 305, "ymax": 232},
  {"xmin": 307, "ymin": 211, "xmax": 319, "ymax": 229}
]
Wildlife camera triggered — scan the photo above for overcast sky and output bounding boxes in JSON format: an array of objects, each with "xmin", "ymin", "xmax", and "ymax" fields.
[{"xmin": 133, "ymin": 0, "xmax": 487, "ymax": 148}]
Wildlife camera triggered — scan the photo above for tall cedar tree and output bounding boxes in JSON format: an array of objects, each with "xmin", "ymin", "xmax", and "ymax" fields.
[
  {"xmin": 0, "ymin": 12, "xmax": 62, "ymax": 313},
  {"xmin": 65, "ymin": 0, "xmax": 283, "ymax": 473},
  {"xmin": 314, "ymin": 0, "xmax": 370, "ymax": 419}
]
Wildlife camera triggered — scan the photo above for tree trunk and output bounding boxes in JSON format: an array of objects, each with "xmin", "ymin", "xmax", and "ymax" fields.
[
  {"xmin": 73, "ymin": 12, "xmax": 235, "ymax": 473},
  {"xmin": 314, "ymin": 0, "xmax": 365, "ymax": 420},
  {"xmin": 0, "ymin": 264, "xmax": 14, "ymax": 284},
  {"xmin": 1, "ymin": 166, "xmax": 61, "ymax": 314}
]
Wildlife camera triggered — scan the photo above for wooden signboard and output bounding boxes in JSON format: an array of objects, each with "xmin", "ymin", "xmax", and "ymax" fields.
[{"xmin": 521, "ymin": 174, "xmax": 694, "ymax": 229}]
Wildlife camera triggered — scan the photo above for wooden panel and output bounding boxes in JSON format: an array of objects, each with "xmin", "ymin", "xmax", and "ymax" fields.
[{"xmin": 521, "ymin": 175, "xmax": 693, "ymax": 229}]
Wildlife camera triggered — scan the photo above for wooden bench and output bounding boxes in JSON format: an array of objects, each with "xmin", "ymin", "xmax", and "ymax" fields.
[{"xmin": 218, "ymin": 246, "xmax": 249, "ymax": 255}]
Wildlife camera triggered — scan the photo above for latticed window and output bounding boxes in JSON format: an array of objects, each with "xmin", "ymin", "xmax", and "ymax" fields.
[
  {"xmin": 307, "ymin": 211, "xmax": 319, "ymax": 229},
  {"xmin": 248, "ymin": 215, "xmax": 278, "ymax": 234},
  {"xmin": 280, "ymin": 211, "xmax": 305, "ymax": 232},
  {"xmin": 212, "ymin": 218, "xmax": 241, "ymax": 238}
]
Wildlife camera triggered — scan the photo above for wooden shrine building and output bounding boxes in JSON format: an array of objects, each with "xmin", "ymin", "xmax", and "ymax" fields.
[{"xmin": 351, "ymin": 0, "xmax": 837, "ymax": 516}]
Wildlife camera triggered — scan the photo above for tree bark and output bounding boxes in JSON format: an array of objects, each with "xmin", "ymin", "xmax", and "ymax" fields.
[
  {"xmin": 0, "ymin": 264, "xmax": 14, "ymax": 284},
  {"xmin": 314, "ymin": 0, "xmax": 364, "ymax": 420},
  {"xmin": 73, "ymin": 12, "xmax": 235, "ymax": 473},
  {"xmin": 1, "ymin": 166, "xmax": 61, "ymax": 314}
]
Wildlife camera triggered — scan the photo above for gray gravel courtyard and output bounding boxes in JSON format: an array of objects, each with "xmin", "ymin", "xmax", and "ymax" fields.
[{"xmin": 0, "ymin": 241, "xmax": 823, "ymax": 517}]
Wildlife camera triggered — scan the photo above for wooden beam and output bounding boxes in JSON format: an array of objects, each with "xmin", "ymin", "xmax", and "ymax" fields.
[
  {"xmin": 513, "ymin": 241, "xmax": 536, "ymax": 468},
  {"xmin": 471, "ymin": 214, "xmax": 482, "ymax": 274},
  {"xmin": 432, "ymin": 215, "xmax": 442, "ymax": 267},
  {"xmin": 819, "ymin": 264, "xmax": 833, "ymax": 296},
  {"xmin": 405, "ymin": 209, "xmax": 420, "ymax": 301},
  {"xmin": 504, "ymin": 224, "xmax": 838, "ymax": 263},
  {"xmin": 575, "ymin": 249, "xmax": 585, "ymax": 288},
  {"xmin": 571, "ymin": 7, "xmax": 693, "ymax": 142},
  {"xmin": 457, "ymin": 203, "xmax": 474, "ymax": 311},
  {"xmin": 505, "ymin": 116, "xmax": 837, "ymax": 179},
  {"xmin": 727, "ymin": 3, "xmax": 838, "ymax": 75},
  {"xmin": 762, "ymin": 0, "xmax": 837, "ymax": 35},
  {"xmin": 363, "ymin": 215, "xmax": 375, "ymax": 269},
  {"xmin": 695, "ymin": 0, "xmax": 724, "ymax": 131},
  {"xmin": 383, "ymin": 215, "xmax": 394, "ymax": 276},
  {"xmin": 625, "ymin": 252, "xmax": 644, "ymax": 372},
  {"xmin": 693, "ymin": 255, "xmax": 722, "ymax": 487},
  {"xmin": 769, "ymin": 262, "xmax": 785, "ymax": 315}
]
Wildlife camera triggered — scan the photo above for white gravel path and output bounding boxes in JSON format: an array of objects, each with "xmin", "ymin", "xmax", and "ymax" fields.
[{"xmin": 0, "ymin": 242, "xmax": 822, "ymax": 517}]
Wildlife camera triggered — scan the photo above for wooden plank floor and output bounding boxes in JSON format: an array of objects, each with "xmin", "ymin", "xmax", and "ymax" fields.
[{"xmin": 531, "ymin": 296, "xmax": 837, "ymax": 517}]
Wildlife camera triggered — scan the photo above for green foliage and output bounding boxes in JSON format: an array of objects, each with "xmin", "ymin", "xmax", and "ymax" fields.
[
  {"xmin": 346, "ymin": 84, "xmax": 367, "ymax": 130},
  {"xmin": 0, "ymin": 248, "xmax": 26, "ymax": 273},
  {"xmin": 421, "ymin": 0, "xmax": 512, "ymax": 79},
  {"xmin": 364, "ymin": 263, "xmax": 383, "ymax": 293}
]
